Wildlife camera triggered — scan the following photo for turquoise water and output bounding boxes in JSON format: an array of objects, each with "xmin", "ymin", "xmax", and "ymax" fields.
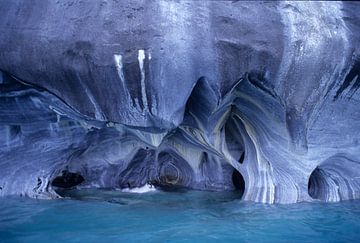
[{"xmin": 1, "ymin": 189, "xmax": 360, "ymax": 242}]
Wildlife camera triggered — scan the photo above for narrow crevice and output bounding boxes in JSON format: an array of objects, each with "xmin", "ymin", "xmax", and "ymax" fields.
[
  {"xmin": 238, "ymin": 152, "xmax": 245, "ymax": 164},
  {"xmin": 225, "ymin": 115, "xmax": 245, "ymax": 164}
]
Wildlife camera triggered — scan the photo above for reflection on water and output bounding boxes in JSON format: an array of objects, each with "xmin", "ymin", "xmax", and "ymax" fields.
[{"xmin": 1, "ymin": 189, "xmax": 360, "ymax": 242}]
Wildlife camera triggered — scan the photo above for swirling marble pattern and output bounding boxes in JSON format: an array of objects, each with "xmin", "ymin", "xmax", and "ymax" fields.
[{"xmin": 0, "ymin": 1, "xmax": 359, "ymax": 203}]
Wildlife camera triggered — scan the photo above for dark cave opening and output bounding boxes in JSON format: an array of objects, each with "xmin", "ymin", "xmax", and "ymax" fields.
[
  {"xmin": 238, "ymin": 152, "xmax": 245, "ymax": 164},
  {"xmin": 232, "ymin": 169, "xmax": 245, "ymax": 197},
  {"xmin": 308, "ymin": 166, "xmax": 330, "ymax": 200},
  {"xmin": 308, "ymin": 167, "xmax": 321, "ymax": 199},
  {"xmin": 51, "ymin": 171, "xmax": 85, "ymax": 189}
]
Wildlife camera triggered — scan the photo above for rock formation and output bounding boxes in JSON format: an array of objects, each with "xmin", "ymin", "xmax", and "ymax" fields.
[{"xmin": 0, "ymin": 1, "xmax": 359, "ymax": 203}]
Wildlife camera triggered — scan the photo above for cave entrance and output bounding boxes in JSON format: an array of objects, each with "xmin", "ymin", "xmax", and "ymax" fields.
[
  {"xmin": 151, "ymin": 151, "xmax": 194, "ymax": 192},
  {"xmin": 232, "ymin": 169, "xmax": 245, "ymax": 198},
  {"xmin": 51, "ymin": 171, "xmax": 85, "ymax": 189},
  {"xmin": 308, "ymin": 167, "xmax": 325, "ymax": 200},
  {"xmin": 308, "ymin": 155, "xmax": 360, "ymax": 202}
]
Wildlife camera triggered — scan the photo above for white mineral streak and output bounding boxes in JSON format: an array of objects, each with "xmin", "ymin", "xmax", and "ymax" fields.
[
  {"xmin": 138, "ymin": 49, "xmax": 148, "ymax": 111},
  {"xmin": 114, "ymin": 54, "xmax": 126, "ymax": 85},
  {"xmin": 114, "ymin": 53, "xmax": 132, "ymax": 104}
]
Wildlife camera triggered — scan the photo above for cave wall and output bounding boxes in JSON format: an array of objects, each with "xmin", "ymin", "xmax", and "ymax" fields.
[{"xmin": 0, "ymin": 1, "xmax": 360, "ymax": 203}]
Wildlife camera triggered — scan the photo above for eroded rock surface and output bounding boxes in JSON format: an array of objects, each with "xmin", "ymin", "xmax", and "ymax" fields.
[{"xmin": 0, "ymin": 1, "xmax": 359, "ymax": 203}]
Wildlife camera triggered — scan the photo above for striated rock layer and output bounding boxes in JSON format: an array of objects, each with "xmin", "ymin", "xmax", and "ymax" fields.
[{"xmin": 0, "ymin": 1, "xmax": 360, "ymax": 203}]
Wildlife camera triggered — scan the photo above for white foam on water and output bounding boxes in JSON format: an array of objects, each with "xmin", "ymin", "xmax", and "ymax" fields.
[{"xmin": 120, "ymin": 184, "xmax": 156, "ymax": 193}]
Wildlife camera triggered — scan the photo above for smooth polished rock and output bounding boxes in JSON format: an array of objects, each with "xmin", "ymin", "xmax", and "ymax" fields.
[{"xmin": 0, "ymin": 1, "xmax": 359, "ymax": 203}]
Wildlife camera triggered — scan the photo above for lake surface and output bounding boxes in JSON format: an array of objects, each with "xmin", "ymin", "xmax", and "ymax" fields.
[{"xmin": 1, "ymin": 189, "xmax": 359, "ymax": 242}]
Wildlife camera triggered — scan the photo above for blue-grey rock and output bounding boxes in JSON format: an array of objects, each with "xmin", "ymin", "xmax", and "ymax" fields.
[{"xmin": 0, "ymin": 1, "xmax": 359, "ymax": 203}]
